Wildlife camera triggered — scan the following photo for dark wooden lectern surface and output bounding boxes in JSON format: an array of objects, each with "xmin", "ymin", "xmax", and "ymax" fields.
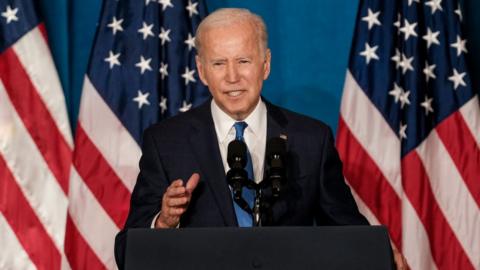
[{"xmin": 125, "ymin": 226, "xmax": 394, "ymax": 270}]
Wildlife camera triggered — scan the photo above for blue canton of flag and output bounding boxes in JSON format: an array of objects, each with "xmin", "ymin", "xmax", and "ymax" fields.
[
  {"xmin": 350, "ymin": 0, "xmax": 474, "ymax": 155},
  {"xmin": 0, "ymin": 0, "xmax": 39, "ymax": 52},
  {"xmin": 88, "ymin": 0, "xmax": 210, "ymax": 145}
]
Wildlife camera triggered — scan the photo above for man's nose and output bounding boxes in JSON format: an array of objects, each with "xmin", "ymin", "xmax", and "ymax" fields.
[{"xmin": 225, "ymin": 63, "xmax": 239, "ymax": 83}]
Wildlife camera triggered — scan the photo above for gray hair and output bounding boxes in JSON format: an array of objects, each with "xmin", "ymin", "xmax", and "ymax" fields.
[{"xmin": 195, "ymin": 8, "xmax": 268, "ymax": 56}]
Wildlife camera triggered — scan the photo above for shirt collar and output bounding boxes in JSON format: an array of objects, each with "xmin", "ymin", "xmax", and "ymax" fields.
[{"xmin": 211, "ymin": 98, "xmax": 266, "ymax": 143}]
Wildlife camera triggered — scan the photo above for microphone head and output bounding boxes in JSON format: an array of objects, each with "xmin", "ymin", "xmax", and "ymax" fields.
[{"xmin": 227, "ymin": 139, "xmax": 247, "ymax": 168}]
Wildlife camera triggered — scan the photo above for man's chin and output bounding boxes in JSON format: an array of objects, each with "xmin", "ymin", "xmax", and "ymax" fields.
[
  {"xmin": 221, "ymin": 100, "xmax": 259, "ymax": 120},
  {"xmin": 224, "ymin": 107, "xmax": 249, "ymax": 121},
  {"xmin": 214, "ymin": 97, "xmax": 256, "ymax": 120}
]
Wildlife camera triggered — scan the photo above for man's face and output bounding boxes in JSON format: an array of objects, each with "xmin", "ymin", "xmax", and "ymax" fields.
[{"xmin": 196, "ymin": 22, "xmax": 271, "ymax": 120}]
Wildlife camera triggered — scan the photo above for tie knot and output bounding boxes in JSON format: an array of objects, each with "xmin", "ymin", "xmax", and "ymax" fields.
[{"xmin": 233, "ymin": 121, "xmax": 248, "ymax": 140}]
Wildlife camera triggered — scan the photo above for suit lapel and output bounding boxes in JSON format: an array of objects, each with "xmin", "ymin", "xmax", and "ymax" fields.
[
  {"xmin": 265, "ymin": 100, "xmax": 288, "ymax": 141},
  {"xmin": 188, "ymin": 102, "xmax": 237, "ymax": 226}
]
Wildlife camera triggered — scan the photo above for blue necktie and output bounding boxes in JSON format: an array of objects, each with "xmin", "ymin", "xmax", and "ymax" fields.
[{"xmin": 232, "ymin": 121, "xmax": 255, "ymax": 227}]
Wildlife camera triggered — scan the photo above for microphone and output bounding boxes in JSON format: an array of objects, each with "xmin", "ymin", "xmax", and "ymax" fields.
[
  {"xmin": 227, "ymin": 140, "xmax": 247, "ymax": 169},
  {"xmin": 266, "ymin": 137, "xmax": 287, "ymax": 197},
  {"xmin": 226, "ymin": 140, "xmax": 248, "ymax": 201}
]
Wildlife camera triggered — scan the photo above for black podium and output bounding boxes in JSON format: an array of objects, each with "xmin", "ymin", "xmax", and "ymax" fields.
[{"xmin": 124, "ymin": 226, "xmax": 394, "ymax": 270}]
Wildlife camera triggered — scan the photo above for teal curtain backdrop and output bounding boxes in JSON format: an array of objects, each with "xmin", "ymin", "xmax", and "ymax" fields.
[{"xmin": 38, "ymin": 0, "xmax": 480, "ymax": 134}]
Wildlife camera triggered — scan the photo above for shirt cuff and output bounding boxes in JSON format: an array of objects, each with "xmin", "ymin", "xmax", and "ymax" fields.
[
  {"xmin": 151, "ymin": 212, "xmax": 180, "ymax": 228},
  {"xmin": 151, "ymin": 212, "xmax": 161, "ymax": 228}
]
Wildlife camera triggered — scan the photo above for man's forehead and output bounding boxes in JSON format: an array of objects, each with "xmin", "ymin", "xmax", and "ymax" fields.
[
  {"xmin": 203, "ymin": 25, "xmax": 254, "ymax": 42},
  {"xmin": 197, "ymin": 20, "xmax": 265, "ymax": 59},
  {"xmin": 204, "ymin": 21, "xmax": 255, "ymax": 36}
]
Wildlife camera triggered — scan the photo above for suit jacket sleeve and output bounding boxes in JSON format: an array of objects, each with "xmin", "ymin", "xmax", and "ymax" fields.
[{"xmin": 314, "ymin": 127, "xmax": 369, "ymax": 226}]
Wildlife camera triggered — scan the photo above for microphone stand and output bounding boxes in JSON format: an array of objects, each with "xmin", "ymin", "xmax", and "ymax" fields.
[
  {"xmin": 252, "ymin": 188, "xmax": 262, "ymax": 226},
  {"xmin": 249, "ymin": 181, "xmax": 274, "ymax": 227}
]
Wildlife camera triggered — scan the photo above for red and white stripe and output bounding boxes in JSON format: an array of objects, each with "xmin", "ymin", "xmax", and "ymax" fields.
[
  {"xmin": 64, "ymin": 76, "xmax": 140, "ymax": 269},
  {"xmin": 0, "ymin": 213, "xmax": 36, "ymax": 270},
  {"xmin": 337, "ymin": 70, "xmax": 480, "ymax": 270},
  {"xmin": 0, "ymin": 25, "xmax": 72, "ymax": 270}
]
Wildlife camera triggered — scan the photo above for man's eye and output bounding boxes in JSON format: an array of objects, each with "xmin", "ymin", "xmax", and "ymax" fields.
[
  {"xmin": 213, "ymin": 62, "xmax": 224, "ymax": 66},
  {"xmin": 239, "ymin": 60, "xmax": 250, "ymax": 64}
]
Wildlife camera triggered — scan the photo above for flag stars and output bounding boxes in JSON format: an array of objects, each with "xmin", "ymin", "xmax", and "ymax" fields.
[
  {"xmin": 1, "ymin": 5, "xmax": 19, "ymax": 24},
  {"xmin": 135, "ymin": 55, "xmax": 152, "ymax": 74},
  {"xmin": 104, "ymin": 51, "xmax": 121, "ymax": 69},
  {"xmin": 389, "ymin": 83, "xmax": 403, "ymax": 103},
  {"xmin": 107, "ymin": 16, "xmax": 124, "ymax": 35},
  {"xmin": 423, "ymin": 62, "xmax": 436, "ymax": 82},
  {"xmin": 361, "ymin": 8, "xmax": 381, "ymax": 30},
  {"xmin": 181, "ymin": 67, "xmax": 196, "ymax": 85},
  {"xmin": 425, "ymin": 0, "xmax": 443, "ymax": 15},
  {"xmin": 455, "ymin": 4, "xmax": 463, "ymax": 21},
  {"xmin": 399, "ymin": 19, "xmax": 418, "ymax": 41},
  {"xmin": 138, "ymin": 22, "xmax": 154, "ymax": 40},
  {"xmin": 389, "ymin": 83, "xmax": 411, "ymax": 109},
  {"xmin": 448, "ymin": 68, "xmax": 467, "ymax": 90},
  {"xmin": 420, "ymin": 96, "xmax": 434, "ymax": 116},
  {"xmin": 179, "ymin": 101, "xmax": 192, "ymax": 112},
  {"xmin": 186, "ymin": 0, "xmax": 199, "ymax": 17},
  {"xmin": 159, "ymin": 27, "xmax": 171, "ymax": 45},
  {"xmin": 399, "ymin": 89, "xmax": 411, "ymax": 109},
  {"xmin": 159, "ymin": 62, "xmax": 168, "ymax": 79},
  {"xmin": 158, "ymin": 0, "xmax": 173, "ymax": 11},
  {"xmin": 422, "ymin": 28, "xmax": 440, "ymax": 49},
  {"xmin": 399, "ymin": 123, "xmax": 407, "ymax": 140},
  {"xmin": 450, "ymin": 35, "xmax": 468, "ymax": 56},
  {"xmin": 408, "ymin": 0, "xmax": 420, "ymax": 6},
  {"xmin": 391, "ymin": 49, "xmax": 401, "ymax": 69},
  {"xmin": 159, "ymin": 96, "xmax": 167, "ymax": 114},
  {"xmin": 359, "ymin": 43, "xmax": 379, "ymax": 64},
  {"xmin": 399, "ymin": 53, "xmax": 414, "ymax": 74},
  {"xmin": 184, "ymin": 33, "xmax": 196, "ymax": 51},
  {"xmin": 133, "ymin": 90, "xmax": 150, "ymax": 109},
  {"xmin": 393, "ymin": 14, "xmax": 401, "ymax": 29}
]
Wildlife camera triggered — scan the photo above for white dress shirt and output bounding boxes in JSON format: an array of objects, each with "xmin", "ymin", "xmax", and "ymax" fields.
[{"xmin": 210, "ymin": 98, "xmax": 267, "ymax": 184}]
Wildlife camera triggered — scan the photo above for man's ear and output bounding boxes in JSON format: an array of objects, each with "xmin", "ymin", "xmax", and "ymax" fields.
[
  {"xmin": 263, "ymin": 49, "xmax": 271, "ymax": 80},
  {"xmin": 195, "ymin": 55, "xmax": 208, "ymax": 86}
]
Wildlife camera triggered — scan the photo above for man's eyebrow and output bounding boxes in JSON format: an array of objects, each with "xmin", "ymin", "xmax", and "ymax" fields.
[
  {"xmin": 207, "ymin": 56, "xmax": 253, "ymax": 63},
  {"xmin": 209, "ymin": 58, "xmax": 227, "ymax": 62},
  {"xmin": 236, "ymin": 56, "xmax": 252, "ymax": 60}
]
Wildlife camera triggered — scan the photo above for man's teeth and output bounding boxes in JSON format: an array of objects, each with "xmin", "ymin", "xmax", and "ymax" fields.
[{"xmin": 227, "ymin": 90, "xmax": 242, "ymax": 97}]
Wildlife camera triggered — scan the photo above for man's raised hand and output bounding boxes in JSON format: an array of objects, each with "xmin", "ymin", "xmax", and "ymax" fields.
[{"xmin": 155, "ymin": 173, "xmax": 200, "ymax": 228}]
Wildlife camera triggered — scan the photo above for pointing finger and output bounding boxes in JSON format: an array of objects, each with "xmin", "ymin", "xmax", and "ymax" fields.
[{"xmin": 186, "ymin": 173, "xmax": 200, "ymax": 193}]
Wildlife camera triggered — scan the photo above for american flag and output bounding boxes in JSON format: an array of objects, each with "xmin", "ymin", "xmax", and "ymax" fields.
[
  {"xmin": 65, "ymin": 0, "xmax": 209, "ymax": 269},
  {"xmin": 337, "ymin": 0, "xmax": 480, "ymax": 269},
  {"xmin": 0, "ymin": 0, "xmax": 73, "ymax": 269}
]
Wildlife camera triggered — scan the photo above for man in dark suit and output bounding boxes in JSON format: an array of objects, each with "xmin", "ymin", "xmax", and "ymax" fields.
[{"xmin": 115, "ymin": 7, "xmax": 406, "ymax": 269}]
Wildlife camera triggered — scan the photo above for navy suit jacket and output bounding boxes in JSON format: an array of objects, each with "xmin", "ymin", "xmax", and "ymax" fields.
[{"xmin": 114, "ymin": 99, "xmax": 368, "ymax": 267}]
